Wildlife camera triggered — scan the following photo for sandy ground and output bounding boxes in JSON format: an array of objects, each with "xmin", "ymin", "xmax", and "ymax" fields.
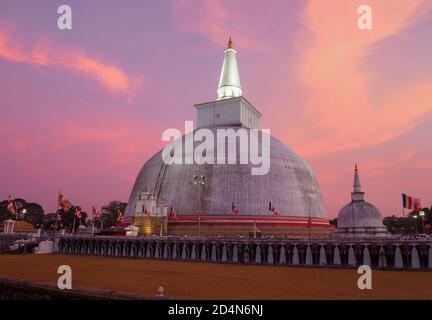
[{"xmin": 0, "ymin": 254, "xmax": 431, "ymax": 299}]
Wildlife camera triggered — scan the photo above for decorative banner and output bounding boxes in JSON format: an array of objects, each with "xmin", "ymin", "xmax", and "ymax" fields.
[
  {"xmin": 92, "ymin": 206, "xmax": 100, "ymax": 219},
  {"xmin": 232, "ymin": 202, "xmax": 239, "ymax": 215},
  {"xmin": 413, "ymin": 198, "xmax": 421, "ymax": 211},
  {"xmin": 402, "ymin": 193, "xmax": 422, "ymax": 211},
  {"xmin": 171, "ymin": 208, "xmax": 177, "ymax": 220},
  {"xmin": 7, "ymin": 195, "xmax": 15, "ymax": 215},
  {"xmin": 58, "ymin": 192, "xmax": 72, "ymax": 212},
  {"xmin": 117, "ymin": 209, "xmax": 123, "ymax": 222},
  {"xmin": 269, "ymin": 201, "xmax": 278, "ymax": 216},
  {"xmin": 402, "ymin": 193, "xmax": 412, "ymax": 209}
]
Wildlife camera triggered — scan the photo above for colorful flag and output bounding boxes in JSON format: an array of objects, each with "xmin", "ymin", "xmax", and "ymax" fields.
[
  {"xmin": 7, "ymin": 195, "xmax": 15, "ymax": 215},
  {"xmin": 58, "ymin": 192, "xmax": 72, "ymax": 212},
  {"xmin": 306, "ymin": 217, "xmax": 312, "ymax": 229},
  {"xmin": 62, "ymin": 198, "xmax": 72, "ymax": 212},
  {"xmin": 117, "ymin": 209, "xmax": 123, "ymax": 222},
  {"xmin": 143, "ymin": 206, "xmax": 149, "ymax": 216},
  {"xmin": 232, "ymin": 202, "xmax": 239, "ymax": 215},
  {"xmin": 402, "ymin": 193, "xmax": 421, "ymax": 211},
  {"xmin": 402, "ymin": 193, "xmax": 413, "ymax": 209},
  {"xmin": 92, "ymin": 206, "xmax": 100, "ymax": 219},
  {"xmin": 57, "ymin": 192, "xmax": 62, "ymax": 208},
  {"xmin": 413, "ymin": 198, "xmax": 421, "ymax": 211},
  {"xmin": 269, "ymin": 201, "xmax": 278, "ymax": 215},
  {"xmin": 171, "ymin": 208, "xmax": 178, "ymax": 220}
]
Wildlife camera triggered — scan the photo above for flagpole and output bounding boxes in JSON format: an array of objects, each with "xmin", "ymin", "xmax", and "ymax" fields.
[
  {"xmin": 231, "ymin": 201, "xmax": 234, "ymax": 238},
  {"xmin": 160, "ymin": 215, "xmax": 163, "ymax": 238},
  {"xmin": 91, "ymin": 207, "xmax": 95, "ymax": 237},
  {"xmin": 231, "ymin": 200, "xmax": 238, "ymax": 238},
  {"xmin": 193, "ymin": 175, "xmax": 205, "ymax": 238},
  {"xmin": 402, "ymin": 194, "xmax": 406, "ymax": 218},
  {"xmin": 72, "ymin": 210, "xmax": 76, "ymax": 234},
  {"xmin": 53, "ymin": 191, "xmax": 59, "ymax": 240},
  {"xmin": 198, "ymin": 210, "xmax": 201, "ymax": 238},
  {"xmin": 308, "ymin": 193, "xmax": 312, "ymax": 241}
]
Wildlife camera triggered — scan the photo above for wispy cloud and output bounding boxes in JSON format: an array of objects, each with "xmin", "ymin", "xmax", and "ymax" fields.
[
  {"xmin": 171, "ymin": 0, "xmax": 284, "ymax": 51},
  {"xmin": 415, "ymin": 160, "xmax": 432, "ymax": 169},
  {"xmin": 295, "ymin": 0, "xmax": 432, "ymax": 155},
  {"xmin": 0, "ymin": 29, "xmax": 141, "ymax": 96}
]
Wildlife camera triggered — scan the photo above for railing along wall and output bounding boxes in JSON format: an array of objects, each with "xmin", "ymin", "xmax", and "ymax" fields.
[{"xmin": 54, "ymin": 236, "xmax": 432, "ymax": 270}]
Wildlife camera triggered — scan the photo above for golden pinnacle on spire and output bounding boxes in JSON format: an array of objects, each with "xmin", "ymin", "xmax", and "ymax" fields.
[
  {"xmin": 355, "ymin": 163, "xmax": 358, "ymax": 171},
  {"xmin": 227, "ymin": 36, "xmax": 233, "ymax": 49}
]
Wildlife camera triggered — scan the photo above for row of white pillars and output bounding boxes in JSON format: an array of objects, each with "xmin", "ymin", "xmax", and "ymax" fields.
[{"xmin": 59, "ymin": 239, "xmax": 432, "ymax": 269}]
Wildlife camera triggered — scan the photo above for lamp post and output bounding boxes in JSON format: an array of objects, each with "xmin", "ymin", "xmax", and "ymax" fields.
[
  {"xmin": 413, "ymin": 214, "xmax": 419, "ymax": 234},
  {"xmin": 302, "ymin": 187, "xmax": 313, "ymax": 241},
  {"xmin": 159, "ymin": 218, "xmax": 163, "ymax": 238},
  {"xmin": 419, "ymin": 210, "xmax": 425, "ymax": 234},
  {"xmin": 307, "ymin": 193, "xmax": 312, "ymax": 240},
  {"xmin": 193, "ymin": 175, "xmax": 205, "ymax": 238}
]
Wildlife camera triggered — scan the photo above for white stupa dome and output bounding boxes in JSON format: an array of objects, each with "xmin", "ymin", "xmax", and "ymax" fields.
[
  {"xmin": 124, "ymin": 38, "xmax": 330, "ymax": 236},
  {"xmin": 334, "ymin": 165, "xmax": 389, "ymax": 238}
]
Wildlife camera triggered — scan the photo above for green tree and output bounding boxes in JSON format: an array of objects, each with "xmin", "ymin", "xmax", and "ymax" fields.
[
  {"xmin": 100, "ymin": 201, "xmax": 127, "ymax": 228},
  {"xmin": 58, "ymin": 206, "xmax": 88, "ymax": 232},
  {"xmin": 328, "ymin": 218, "xmax": 337, "ymax": 227},
  {"xmin": 383, "ymin": 208, "xmax": 432, "ymax": 235},
  {"xmin": 383, "ymin": 215, "xmax": 408, "ymax": 234},
  {"xmin": 406, "ymin": 207, "xmax": 431, "ymax": 234},
  {"xmin": 0, "ymin": 198, "xmax": 44, "ymax": 228},
  {"xmin": 22, "ymin": 202, "xmax": 44, "ymax": 228}
]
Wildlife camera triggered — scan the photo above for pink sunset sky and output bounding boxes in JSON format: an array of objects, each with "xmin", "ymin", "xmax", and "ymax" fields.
[{"xmin": 1, "ymin": 0, "xmax": 431, "ymax": 218}]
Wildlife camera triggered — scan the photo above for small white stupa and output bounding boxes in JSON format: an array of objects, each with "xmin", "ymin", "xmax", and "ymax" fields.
[{"xmin": 334, "ymin": 164, "xmax": 390, "ymax": 238}]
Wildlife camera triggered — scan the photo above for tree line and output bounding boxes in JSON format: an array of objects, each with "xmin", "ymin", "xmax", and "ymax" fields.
[
  {"xmin": 0, "ymin": 199, "xmax": 126, "ymax": 232},
  {"xmin": 2, "ymin": 198, "xmax": 431, "ymax": 234}
]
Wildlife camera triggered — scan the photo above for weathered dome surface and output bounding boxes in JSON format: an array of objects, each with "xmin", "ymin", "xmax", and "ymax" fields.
[
  {"xmin": 337, "ymin": 201, "xmax": 385, "ymax": 229},
  {"xmin": 125, "ymin": 126, "xmax": 327, "ymax": 219}
]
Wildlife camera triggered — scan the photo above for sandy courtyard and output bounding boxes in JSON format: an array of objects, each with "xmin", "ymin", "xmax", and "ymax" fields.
[{"xmin": 0, "ymin": 254, "xmax": 431, "ymax": 299}]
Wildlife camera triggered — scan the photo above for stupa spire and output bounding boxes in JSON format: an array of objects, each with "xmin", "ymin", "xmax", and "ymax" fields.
[
  {"xmin": 217, "ymin": 37, "xmax": 242, "ymax": 100},
  {"xmin": 352, "ymin": 163, "xmax": 364, "ymax": 201}
]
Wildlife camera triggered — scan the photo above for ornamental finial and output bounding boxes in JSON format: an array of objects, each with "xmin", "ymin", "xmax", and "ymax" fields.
[{"xmin": 227, "ymin": 36, "xmax": 233, "ymax": 49}]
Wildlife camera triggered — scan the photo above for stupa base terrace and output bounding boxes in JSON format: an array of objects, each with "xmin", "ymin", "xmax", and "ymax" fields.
[
  {"xmin": 166, "ymin": 215, "xmax": 331, "ymax": 238},
  {"xmin": 52, "ymin": 235, "xmax": 432, "ymax": 270}
]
